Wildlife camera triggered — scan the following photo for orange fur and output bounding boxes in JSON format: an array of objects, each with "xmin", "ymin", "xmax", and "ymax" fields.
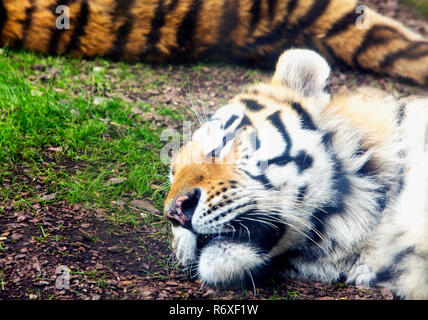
[{"xmin": 0, "ymin": 0, "xmax": 427, "ymax": 85}]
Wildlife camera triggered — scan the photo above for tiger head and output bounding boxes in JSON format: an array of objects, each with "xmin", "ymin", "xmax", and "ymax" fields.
[{"xmin": 164, "ymin": 49, "xmax": 340, "ymax": 286}]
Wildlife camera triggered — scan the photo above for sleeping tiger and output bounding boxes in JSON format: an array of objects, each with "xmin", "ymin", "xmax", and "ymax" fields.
[
  {"xmin": 164, "ymin": 49, "xmax": 428, "ymax": 299},
  {"xmin": 0, "ymin": 0, "xmax": 428, "ymax": 85},
  {"xmin": 2, "ymin": 0, "xmax": 427, "ymax": 300}
]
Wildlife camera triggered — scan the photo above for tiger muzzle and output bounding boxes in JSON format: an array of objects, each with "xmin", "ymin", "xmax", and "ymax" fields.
[{"xmin": 164, "ymin": 188, "xmax": 201, "ymax": 230}]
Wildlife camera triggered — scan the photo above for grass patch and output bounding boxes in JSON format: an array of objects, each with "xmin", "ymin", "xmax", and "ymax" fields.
[
  {"xmin": 0, "ymin": 48, "xmax": 186, "ymax": 222},
  {"xmin": 400, "ymin": 0, "xmax": 428, "ymax": 18}
]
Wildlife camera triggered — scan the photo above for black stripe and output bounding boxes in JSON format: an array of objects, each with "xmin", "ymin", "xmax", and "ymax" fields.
[
  {"xmin": 297, "ymin": 185, "xmax": 308, "ymax": 202},
  {"xmin": 0, "ymin": 0, "xmax": 7, "ymax": 41},
  {"xmin": 266, "ymin": 110, "xmax": 294, "ymax": 167},
  {"xmin": 243, "ymin": 169, "xmax": 275, "ymax": 190},
  {"xmin": 223, "ymin": 114, "xmax": 239, "ymax": 130},
  {"xmin": 397, "ymin": 105, "xmax": 407, "ymax": 127},
  {"xmin": 267, "ymin": 0, "xmax": 278, "ymax": 21},
  {"xmin": 266, "ymin": 111, "xmax": 293, "ymax": 166},
  {"xmin": 323, "ymin": 43, "xmax": 349, "ymax": 70},
  {"xmin": 356, "ymin": 146, "xmax": 407, "ymax": 214},
  {"xmin": 324, "ymin": 8, "xmax": 359, "ymax": 38},
  {"xmin": 240, "ymin": 0, "xmax": 299, "ymax": 49},
  {"xmin": 48, "ymin": 0, "xmax": 72, "ymax": 55},
  {"xmin": 65, "ymin": 0, "xmax": 90, "ymax": 53},
  {"xmin": 140, "ymin": 0, "xmax": 167, "ymax": 59},
  {"xmin": 236, "ymin": 0, "xmax": 330, "ymax": 61},
  {"xmin": 249, "ymin": 130, "xmax": 261, "ymax": 151},
  {"xmin": 176, "ymin": 0, "xmax": 202, "ymax": 55},
  {"xmin": 208, "ymin": 132, "xmax": 235, "ymax": 158},
  {"xmin": 249, "ymin": 0, "xmax": 262, "ymax": 34},
  {"xmin": 241, "ymin": 98, "xmax": 265, "ymax": 112},
  {"xmin": 17, "ymin": 0, "xmax": 36, "ymax": 48},
  {"xmin": 268, "ymin": 111, "xmax": 292, "ymax": 155},
  {"xmin": 235, "ymin": 114, "xmax": 252, "ymax": 131},
  {"xmin": 112, "ymin": 0, "xmax": 135, "ymax": 19},
  {"xmin": 352, "ymin": 25, "xmax": 408, "ymax": 70},
  {"xmin": 372, "ymin": 246, "xmax": 415, "ymax": 285},
  {"xmin": 266, "ymin": 111, "xmax": 314, "ymax": 173},
  {"xmin": 294, "ymin": 150, "xmax": 313, "ymax": 173},
  {"xmin": 108, "ymin": 0, "xmax": 135, "ymax": 58},
  {"xmin": 379, "ymin": 41, "xmax": 428, "ymax": 70},
  {"xmin": 307, "ymin": 132, "xmax": 351, "ymax": 243},
  {"xmin": 167, "ymin": 0, "xmax": 180, "ymax": 12},
  {"xmin": 321, "ymin": 131, "xmax": 334, "ymax": 149},
  {"xmin": 234, "ymin": 210, "xmax": 286, "ymax": 252},
  {"xmin": 218, "ymin": 0, "xmax": 240, "ymax": 45},
  {"xmin": 290, "ymin": 102, "xmax": 317, "ymax": 131},
  {"xmin": 286, "ymin": 0, "xmax": 299, "ymax": 20},
  {"xmin": 231, "ymin": 0, "xmax": 298, "ymax": 64},
  {"xmin": 397, "ymin": 103, "xmax": 406, "ymax": 126},
  {"xmin": 294, "ymin": 0, "xmax": 330, "ymax": 32},
  {"xmin": 309, "ymin": 157, "xmax": 349, "ymax": 243}
]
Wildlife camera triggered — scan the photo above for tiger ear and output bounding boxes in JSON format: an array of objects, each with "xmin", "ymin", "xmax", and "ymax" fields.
[{"xmin": 272, "ymin": 49, "xmax": 330, "ymax": 98}]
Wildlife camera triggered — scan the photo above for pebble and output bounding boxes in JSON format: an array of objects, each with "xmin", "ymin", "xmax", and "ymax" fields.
[
  {"xmin": 107, "ymin": 245, "xmax": 122, "ymax": 253},
  {"xmin": 108, "ymin": 177, "xmax": 126, "ymax": 185},
  {"xmin": 118, "ymin": 280, "xmax": 134, "ymax": 288},
  {"xmin": 316, "ymin": 296, "xmax": 334, "ymax": 300},
  {"xmin": 11, "ymin": 233, "xmax": 24, "ymax": 240},
  {"xmin": 140, "ymin": 290, "xmax": 153, "ymax": 298},
  {"xmin": 33, "ymin": 281, "xmax": 49, "ymax": 287},
  {"xmin": 380, "ymin": 287, "xmax": 394, "ymax": 300},
  {"xmin": 17, "ymin": 216, "xmax": 27, "ymax": 222},
  {"xmin": 202, "ymin": 290, "xmax": 215, "ymax": 298}
]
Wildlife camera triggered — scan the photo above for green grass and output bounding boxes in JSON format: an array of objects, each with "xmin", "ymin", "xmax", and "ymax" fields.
[
  {"xmin": 400, "ymin": 0, "xmax": 428, "ymax": 18},
  {"xmin": 0, "ymin": 48, "xmax": 184, "ymax": 222}
]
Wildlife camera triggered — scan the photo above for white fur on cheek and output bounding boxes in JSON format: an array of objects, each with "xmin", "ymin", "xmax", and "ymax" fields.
[
  {"xmin": 172, "ymin": 226, "xmax": 197, "ymax": 266},
  {"xmin": 197, "ymin": 240, "xmax": 267, "ymax": 286}
]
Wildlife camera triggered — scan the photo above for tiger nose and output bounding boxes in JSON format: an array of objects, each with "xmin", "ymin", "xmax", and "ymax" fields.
[{"xmin": 165, "ymin": 188, "xmax": 201, "ymax": 230}]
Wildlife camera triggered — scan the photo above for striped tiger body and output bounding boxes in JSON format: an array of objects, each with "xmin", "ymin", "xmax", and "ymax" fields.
[
  {"xmin": 164, "ymin": 49, "xmax": 428, "ymax": 299},
  {"xmin": 1, "ymin": 0, "xmax": 428, "ymax": 85}
]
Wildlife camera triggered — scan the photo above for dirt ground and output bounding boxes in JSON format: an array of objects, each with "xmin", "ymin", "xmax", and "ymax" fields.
[{"xmin": 1, "ymin": 0, "xmax": 428, "ymax": 300}]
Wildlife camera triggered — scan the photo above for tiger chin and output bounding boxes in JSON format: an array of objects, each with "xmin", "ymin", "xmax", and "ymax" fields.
[{"xmin": 164, "ymin": 49, "xmax": 428, "ymax": 299}]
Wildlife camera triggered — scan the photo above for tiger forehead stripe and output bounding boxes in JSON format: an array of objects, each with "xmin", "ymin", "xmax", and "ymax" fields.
[
  {"xmin": 289, "ymin": 102, "xmax": 317, "ymax": 131},
  {"xmin": 241, "ymin": 98, "xmax": 265, "ymax": 112},
  {"xmin": 239, "ymin": 87, "xmax": 318, "ymax": 131}
]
